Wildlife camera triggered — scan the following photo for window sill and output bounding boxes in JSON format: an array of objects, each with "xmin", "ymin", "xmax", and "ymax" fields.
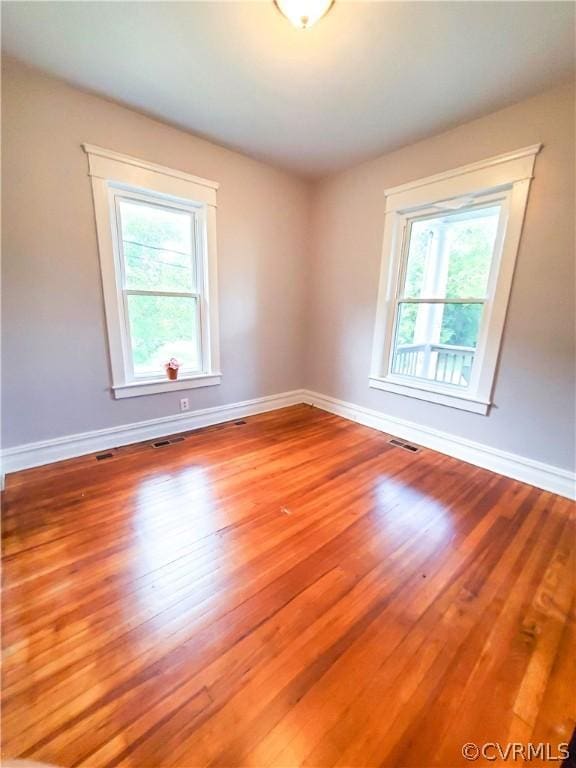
[
  {"xmin": 113, "ymin": 373, "xmax": 222, "ymax": 399},
  {"xmin": 369, "ymin": 376, "xmax": 490, "ymax": 415}
]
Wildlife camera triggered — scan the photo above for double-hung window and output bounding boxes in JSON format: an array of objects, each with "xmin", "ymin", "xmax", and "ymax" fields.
[
  {"xmin": 84, "ymin": 145, "xmax": 221, "ymax": 398},
  {"xmin": 370, "ymin": 145, "xmax": 540, "ymax": 414}
]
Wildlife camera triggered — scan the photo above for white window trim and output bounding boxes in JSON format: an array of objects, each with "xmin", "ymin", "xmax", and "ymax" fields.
[
  {"xmin": 83, "ymin": 144, "xmax": 221, "ymax": 399},
  {"xmin": 370, "ymin": 144, "xmax": 541, "ymax": 415}
]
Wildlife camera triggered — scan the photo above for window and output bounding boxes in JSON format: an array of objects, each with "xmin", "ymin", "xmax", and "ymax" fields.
[
  {"xmin": 370, "ymin": 145, "xmax": 541, "ymax": 414},
  {"xmin": 84, "ymin": 145, "xmax": 221, "ymax": 398},
  {"xmin": 391, "ymin": 203, "xmax": 501, "ymax": 388}
]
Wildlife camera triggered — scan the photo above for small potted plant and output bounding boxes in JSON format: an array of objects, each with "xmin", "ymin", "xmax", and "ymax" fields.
[{"xmin": 164, "ymin": 357, "xmax": 181, "ymax": 381}]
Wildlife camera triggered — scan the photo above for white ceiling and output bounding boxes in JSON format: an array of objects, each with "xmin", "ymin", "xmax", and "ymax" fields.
[{"xmin": 2, "ymin": 1, "xmax": 574, "ymax": 178}]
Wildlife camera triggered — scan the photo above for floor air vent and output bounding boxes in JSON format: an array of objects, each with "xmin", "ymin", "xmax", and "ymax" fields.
[
  {"xmin": 151, "ymin": 436, "xmax": 186, "ymax": 448},
  {"xmin": 389, "ymin": 438, "xmax": 420, "ymax": 453},
  {"xmin": 234, "ymin": 420, "xmax": 247, "ymax": 425},
  {"xmin": 96, "ymin": 452, "xmax": 114, "ymax": 461}
]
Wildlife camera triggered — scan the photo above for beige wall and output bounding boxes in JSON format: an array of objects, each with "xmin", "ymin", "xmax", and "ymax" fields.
[
  {"xmin": 1, "ymin": 59, "xmax": 311, "ymax": 446},
  {"xmin": 306, "ymin": 81, "xmax": 575, "ymax": 470},
  {"xmin": 2, "ymin": 60, "xmax": 574, "ymax": 473}
]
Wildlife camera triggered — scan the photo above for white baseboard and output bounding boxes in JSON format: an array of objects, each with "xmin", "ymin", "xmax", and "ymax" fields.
[
  {"xmin": 1, "ymin": 389, "xmax": 305, "ymax": 476},
  {"xmin": 3, "ymin": 386, "xmax": 573, "ymax": 501},
  {"xmin": 302, "ymin": 389, "xmax": 575, "ymax": 500}
]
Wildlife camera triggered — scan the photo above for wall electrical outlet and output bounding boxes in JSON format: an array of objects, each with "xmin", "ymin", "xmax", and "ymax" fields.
[{"xmin": 180, "ymin": 398, "xmax": 190, "ymax": 412}]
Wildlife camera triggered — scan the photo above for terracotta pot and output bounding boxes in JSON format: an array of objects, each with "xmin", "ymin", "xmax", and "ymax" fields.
[{"xmin": 166, "ymin": 366, "xmax": 179, "ymax": 380}]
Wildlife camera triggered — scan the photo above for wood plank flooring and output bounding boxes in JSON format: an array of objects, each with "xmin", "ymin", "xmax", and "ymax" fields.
[{"xmin": 2, "ymin": 405, "xmax": 574, "ymax": 767}]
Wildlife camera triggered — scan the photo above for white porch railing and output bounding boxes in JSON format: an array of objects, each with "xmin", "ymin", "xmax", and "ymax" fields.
[{"xmin": 392, "ymin": 343, "xmax": 475, "ymax": 387}]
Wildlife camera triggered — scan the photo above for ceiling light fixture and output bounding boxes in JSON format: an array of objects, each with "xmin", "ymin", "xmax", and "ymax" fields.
[{"xmin": 274, "ymin": 0, "xmax": 334, "ymax": 29}]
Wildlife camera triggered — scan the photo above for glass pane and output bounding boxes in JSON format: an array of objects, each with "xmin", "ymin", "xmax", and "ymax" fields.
[
  {"xmin": 127, "ymin": 294, "xmax": 200, "ymax": 375},
  {"xmin": 123, "ymin": 241, "xmax": 195, "ymax": 292},
  {"xmin": 403, "ymin": 205, "xmax": 501, "ymax": 299},
  {"xmin": 119, "ymin": 199, "xmax": 195, "ymax": 292},
  {"xmin": 391, "ymin": 302, "xmax": 483, "ymax": 388}
]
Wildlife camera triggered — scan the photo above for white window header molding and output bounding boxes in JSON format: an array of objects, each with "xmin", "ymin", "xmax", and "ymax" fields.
[
  {"xmin": 383, "ymin": 144, "xmax": 542, "ymax": 215},
  {"xmin": 82, "ymin": 144, "xmax": 219, "ymax": 207}
]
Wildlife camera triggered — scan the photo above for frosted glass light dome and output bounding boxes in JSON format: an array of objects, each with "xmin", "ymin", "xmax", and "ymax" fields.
[{"xmin": 274, "ymin": 0, "xmax": 334, "ymax": 29}]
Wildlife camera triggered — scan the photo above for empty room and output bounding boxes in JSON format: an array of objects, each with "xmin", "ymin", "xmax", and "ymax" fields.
[{"xmin": 1, "ymin": 1, "xmax": 575, "ymax": 766}]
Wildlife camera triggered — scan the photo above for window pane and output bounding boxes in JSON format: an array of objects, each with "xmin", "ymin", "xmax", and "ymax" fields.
[
  {"xmin": 127, "ymin": 294, "xmax": 200, "ymax": 375},
  {"xmin": 403, "ymin": 205, "xmax": 500, "ymax": 300},
  {"xmin": 119, "ymin": 199, "xmax": 196, "ymax": 292},
  {"xmin": 391, "ymin": 302, "xmax": 483, "ymax": 387},
  {"xmin": 123, "ymin": 241, "xmax": 195, "ymax": 292}
]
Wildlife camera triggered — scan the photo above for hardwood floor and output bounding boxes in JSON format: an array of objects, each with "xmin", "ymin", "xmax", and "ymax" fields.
[{"xmin": 2, "ymin": 405, "xmax": 574, "ymax": 767}]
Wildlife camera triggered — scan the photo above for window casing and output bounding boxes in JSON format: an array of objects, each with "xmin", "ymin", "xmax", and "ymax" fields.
[
  {"xmin": 370, "ymin": 145, "xmax": 541, "ymax": 414},
  {"xmin": 84, "ymin": 145, "xmax": 221, "ymax": 398}
]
